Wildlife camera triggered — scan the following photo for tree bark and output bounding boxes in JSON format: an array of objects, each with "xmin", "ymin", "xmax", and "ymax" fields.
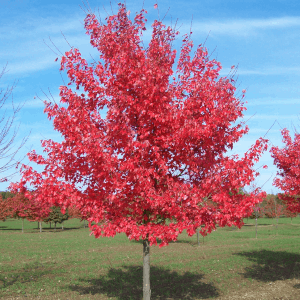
[
  {"xmin": 143, "ymin": 238, "xmax": 151, "ymax": 300},
  {"xmin": 255, "ymin": 218, "xmax": 258, "ymax": 239},
  {"xmin": 62, "ymin": 222, "xmax": 64, "ymax": 230},
  {"xmin": 40, "ymin": 221, "xmax": 42, "ymax": 233}
]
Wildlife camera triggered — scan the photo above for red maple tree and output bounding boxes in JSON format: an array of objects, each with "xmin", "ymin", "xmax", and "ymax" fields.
[
  {"xmin": 271, "ymin": 129, "xmax": 300, "ymax": 213},
  {"xmin": 68, "ymin": 205, "xmax": 82, "ymax": 219},
  {"xmin": 282, "ymin": 204, "xmax": 298, "ymax": 223},
  {"xmin": 8, "ymin": 186, "xmax": 51, "ymax": 232},
  {"xmin": 11, "ymin": 3, "xmax": 268, "ymax": 298},
  {"xmin": 0, "ymin": 194, "xmax": 12, "ymax": 221},
  {"xmin": 68, "ymin": 205, "xmax": 90, "ymax": 228},
  {"xmin": 263, "ymin": 195, "xmax": 284, "ymax": 219}
]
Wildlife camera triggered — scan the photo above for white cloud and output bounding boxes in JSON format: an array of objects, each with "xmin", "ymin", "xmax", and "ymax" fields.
[
  {"xmin": 243, "ymin": 114, "xmax": 299, "ymax": 120},
  {"xmin": 0, "ymin": 13, "xmax": 83, "ymax": 40},
  {"xmin": 246, "ymin": 98, "xmax": 300, "ymax": 106},
  {"xmin": 219, "ymin": 66, "xmax": 300, "ymax": 76},
  {"xmin": 0, "ymin": 11, "xmax": 98, "ymax": 76},
  {"xmin": 186, "ymin": 16, "xmax": 300, "ymax": 37}
]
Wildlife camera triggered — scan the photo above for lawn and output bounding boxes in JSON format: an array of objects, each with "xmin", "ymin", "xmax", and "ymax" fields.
[{"xmin": 1, "ymin": 217, "xmax": 300, "ymax": 299}]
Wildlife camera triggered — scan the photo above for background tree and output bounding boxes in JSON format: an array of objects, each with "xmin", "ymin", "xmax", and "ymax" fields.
[
  {"xmin": 271, "ymin": 129, "xmax": 300, "ymax": 214},
  {"xmin": 12, "ymin": 3, "xmax": 268, "ymax": 299},
  {"xmin": 263, "ymin": 194, "xmax": 284, "ymax": 233},
  {"xmin": 68, "ymin": 205, "xmax": 81, "ymax": 219},
  {"xmin": 282, "ymin": 202, "xmax": 298, "ymax": 223},
  {"xmin": 7, "ymin": 187, "xmax": 51, "ymax": 232},
  {"xmin": 249, "ymin": 203, "xmax": 265, "ymax": 219},
  {"xmin": 43, "ymin": 206, "xmax": 69, "ymax": 230},
  {"xmin": 263, "ymin": 194, "xmax": 283, "ymax": 218},
  {"xmin": 8, "ymin": 192, "xmax": 28, "ymax": 232},
  {"xmin": 0, "ymin": 64, "xmax": 29, "ymax": 183},
  {"xmin": 68, "ymin": 205, "xmax": 89, "ymax": 228},
  {"xmin": 0, "ymin": 191, "xmax": 14, "ymax": 199},
  {"xmin": 0, "ymin": 193, "xmax": 12, "ymax": 221},
  {"xmin": 251, "ymin": 203, "xmax": 265, "ymax": 239}
]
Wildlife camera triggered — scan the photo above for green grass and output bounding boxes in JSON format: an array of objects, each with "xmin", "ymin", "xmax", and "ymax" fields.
[{"xmin": 1, "ymin": 217, "xmax": 300, "ymax": 299}]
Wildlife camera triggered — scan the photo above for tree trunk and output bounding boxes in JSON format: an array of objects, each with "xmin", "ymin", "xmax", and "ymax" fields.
[
  {"xmin": 255, "ymin": 218, "xmax": 258, "ymax": 239},
  {"xmin": 22, "ymin": 218, "xmax": 24, "ymax": 233},
  {"xmin": 197, "ymin": 229, "xmax": 199, "ymax": 246},
  {"xmin": 40, "ymin": 222, "xmax": 42, "ymax": 233},
  {"xmin": 143, "ymin": 238, "xmax": 151, "ymax": 300},
  {"xmin": 62, "ymin": 222, "xmax": 64, "ymax": 230},
  {"xmin": 83, "ymin": 219, "xmax": 86, "ymax": 228}
]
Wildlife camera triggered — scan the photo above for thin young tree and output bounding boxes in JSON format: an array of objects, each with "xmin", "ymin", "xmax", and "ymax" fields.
[
  {"xmin": 252, "ymin": 204, "xmax": 264, "ymax": 239},
  {"xmin": 283, "ymin": 204, "xmax": 298, "ymax": 223},
  {"xmin": 11, "ymin": 3, "xmax": 268, "ymax": 299}
]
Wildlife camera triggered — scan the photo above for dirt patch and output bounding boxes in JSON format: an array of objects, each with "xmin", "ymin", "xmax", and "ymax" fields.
[{"xmin": 219, "ymin": 279, "xmax": 300, "ymax": 300}]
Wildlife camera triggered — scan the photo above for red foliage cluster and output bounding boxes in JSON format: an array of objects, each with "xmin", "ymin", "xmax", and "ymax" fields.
[
  {"xmin": 271, "ymin": 129, "xmax": 300, "ymax": 213},
  {"xmin": 250, "ymin": 204, "xmax": 265, "ymax": 219},
  {"xmin": 11, "ymin": 3, "xmax": 268, "ymax": 247},
  {"xmin": 0, "ymin": 194, "xmax": 12, "ymax": 221},
  {"xmin": 5, "ymin": 187, "xmax": 51, "ymax": 222},
  {"xmin": 68, "ymin": 205, "xmax": 82, "ymax": 219},
  {"xmin": 263, "ymin": 196, "xmax": 284, "ymax": 219}
]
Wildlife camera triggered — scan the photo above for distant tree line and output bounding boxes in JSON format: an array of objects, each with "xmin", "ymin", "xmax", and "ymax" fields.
[
  {"xmin": 0, "ymin": 191, "xmax": 86, "ymax": 232},
  {"xmin": 250, "ymin": 193, "xmax": 298, "ymax": 222}
]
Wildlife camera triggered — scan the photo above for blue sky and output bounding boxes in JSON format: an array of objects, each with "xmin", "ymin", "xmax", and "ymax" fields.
[{"xmin": 1, "ymin": 0, "xmax": 300, "ymax": 194}]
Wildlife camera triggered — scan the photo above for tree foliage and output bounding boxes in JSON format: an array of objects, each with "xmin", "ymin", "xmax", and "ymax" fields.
[
  {"xmin": 271, "ymin": 129, "xmax": 300, "ymax": 213},
  {"xmin": 11, "ymin": 2, "xmax": 268, "ymax": 247},
  {"xmin": 0, "ymin": 193, "xmax": 12, "ymax": 221},
  {"xmin": 262, "ymin": 194, "xmax": 284, "ymax": 219},
  {"xmin": 43, "ymin": 206, "xmax": 69, "ymax": 229},
  {"xmin": 0, "ymin": 191, "xmax": 14, "ymax": 199},
  {"xmin": 5, "ymin": 189, "xmax": 50, "ymax": 222}
]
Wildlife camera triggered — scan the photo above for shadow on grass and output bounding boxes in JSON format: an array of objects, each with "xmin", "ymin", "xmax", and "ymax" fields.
[
  {"xmin": 0, "ymin": 227, "xmax": 22, "ymax": 231},
  {"xmin": 0, "ymin": 227, "xmax": 82, "ymax": 232},
  {"xmin": 130, "ymin": 238, "xmax": 197, "ymax": 246},
  {"xmin": 0, "ymin": 261, "xmax": 57, "ymax": 290},
  {"xmin": 242, "ymin": 223, "xmax": 273, "ymax": 227},
  {"xmin": 234, "ymin": 250, "xmax": 300, "ymax": 282},
  {"xmin": 68, "ymin": 265, "xmax": 219, "ymax": 300},
  {"xmin": 40, "ymin": 227, "xmax": 82, "ymax": 232}
]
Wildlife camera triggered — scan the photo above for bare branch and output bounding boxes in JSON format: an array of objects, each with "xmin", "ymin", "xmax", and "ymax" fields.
[{"xmin": 0, "ymin": 65, "xmax": 30, "ymax": 183}]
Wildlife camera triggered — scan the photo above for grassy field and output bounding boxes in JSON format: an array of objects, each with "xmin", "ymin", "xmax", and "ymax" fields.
[{"xmin": 1, "ymin": 217, "xmax": 300, "ymax": 300}]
